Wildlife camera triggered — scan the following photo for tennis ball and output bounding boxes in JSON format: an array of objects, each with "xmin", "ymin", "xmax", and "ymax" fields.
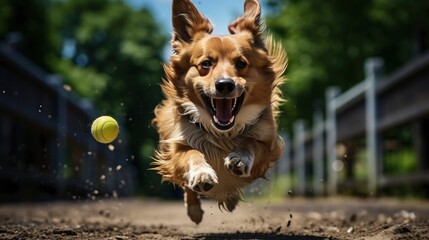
[{"xmin": 91, "ymin": 116, "xmax": 119, "ymax": 144}]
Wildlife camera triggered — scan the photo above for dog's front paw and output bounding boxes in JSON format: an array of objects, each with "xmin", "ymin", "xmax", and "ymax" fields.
[
  {"xmin": 186, "ymin": 165, "xmax": 218, "ymax": 193},
  {"xmin": 224, "ymin": 149, "xmax": 254, "ymax": 177}
]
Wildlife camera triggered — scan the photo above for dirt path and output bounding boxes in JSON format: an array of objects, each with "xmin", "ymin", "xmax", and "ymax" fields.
[{"xmin": 0, "ymin": 197, "xmax": 428, "ymax": 239}]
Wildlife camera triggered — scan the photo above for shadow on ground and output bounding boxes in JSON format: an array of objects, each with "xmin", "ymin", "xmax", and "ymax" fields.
[{"xmin": 195, "ymin": 232, "xmax": 336, "ymax": 240}]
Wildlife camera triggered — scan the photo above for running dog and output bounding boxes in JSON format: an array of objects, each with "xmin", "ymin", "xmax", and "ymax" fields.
[{"xmin": 152, "ymin": 0, "xmax": 287, "ymax": 224}]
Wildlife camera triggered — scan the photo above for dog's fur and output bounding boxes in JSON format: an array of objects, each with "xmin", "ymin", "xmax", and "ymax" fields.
[{"xmin": 152, "ymin": 0, "xmax": 287, "ymax": 224}]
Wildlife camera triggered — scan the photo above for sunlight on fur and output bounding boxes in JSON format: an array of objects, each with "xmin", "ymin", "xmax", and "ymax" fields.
[{"xmin": 151, "ymin": 0, "xmax": 288, "ymax": 224}]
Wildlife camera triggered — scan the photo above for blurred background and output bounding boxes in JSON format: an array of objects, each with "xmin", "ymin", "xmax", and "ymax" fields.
[{"xmin": 0, "ymin": 0, "xmax": 428, "ymax": 202}]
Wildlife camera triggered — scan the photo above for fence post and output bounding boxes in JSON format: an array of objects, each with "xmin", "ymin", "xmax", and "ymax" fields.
[
  {"xmin": 293, "ymin": 120, "xmax": 306, "ymax": 195},
  {"xmin": 48, "ymin": 75, "xmax": 67, "ymax": 193},
  {"xmin": 313, "ymin": 108, "xmax": 324, "ymax": 196},
  {"xmin": 278, "ymin": 133, "xmax": 291, "ymax": 178},
  {"xmin": 80, "ymin": 100, "xmax": 97, "ymax": 186},
  {"xmin": 365, "ymin": 58, "xmax": 384, "ymax": 195},
  {"xmin": 325, "ymin": 87, "xmax": 340, "ymax": 195}
]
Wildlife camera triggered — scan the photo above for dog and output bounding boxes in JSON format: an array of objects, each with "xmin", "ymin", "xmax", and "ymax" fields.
[{"xmin": 152, "ymin": 0, "xmax": 287, "ymax": 224}]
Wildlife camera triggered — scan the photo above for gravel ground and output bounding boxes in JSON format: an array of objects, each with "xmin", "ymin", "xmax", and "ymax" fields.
[{"xmin": 0, "ymin": 197, "xmax": 428, "ymax": 239}]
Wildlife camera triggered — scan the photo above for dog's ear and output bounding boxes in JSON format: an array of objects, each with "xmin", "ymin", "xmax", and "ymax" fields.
[
  {"xmin": 228, "ymin": 0, "xmax": 263, "ymax": 39},
  {"xmin": 172, "ymin": 0, "xmax": 213, "ymax": 50}
]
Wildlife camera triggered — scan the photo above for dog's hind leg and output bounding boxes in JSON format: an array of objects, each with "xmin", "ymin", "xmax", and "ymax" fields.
[{"xmin": 184, "ymin": 187, "xmax": 204, "ymax": 224}]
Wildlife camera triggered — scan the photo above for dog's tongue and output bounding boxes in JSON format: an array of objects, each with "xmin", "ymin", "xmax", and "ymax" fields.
[{"xmin": 215, "ymin": 98, "xmax": 233, "ymax": 123}]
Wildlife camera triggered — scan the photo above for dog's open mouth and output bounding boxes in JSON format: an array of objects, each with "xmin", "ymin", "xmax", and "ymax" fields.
[{"xmin": 202, "ymin": 94, "xmax": 245, "ymax": 130}]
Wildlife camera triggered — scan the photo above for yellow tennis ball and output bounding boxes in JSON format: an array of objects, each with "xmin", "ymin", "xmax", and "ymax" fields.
[{"xmin": 91, "ymin": 116, "xmax": 119, "ymax": 144}]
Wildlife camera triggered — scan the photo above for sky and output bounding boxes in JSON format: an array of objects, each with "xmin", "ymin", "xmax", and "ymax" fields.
[
  {"xmin": 124, "ymin": 0, "xmax": 273, "ymax": 60},
  {"xmin": 125, "ymin": 0, "xmax": 252, "ymax": 35},
  {"xmin": 63, "ymin": 0, "xmax": 260, "ymax": 62}
]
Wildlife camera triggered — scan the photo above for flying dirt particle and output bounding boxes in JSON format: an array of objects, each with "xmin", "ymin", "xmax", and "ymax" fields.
[
  {"xmin": 332, "ymin": 160, "xmax": 344, "ymax": 172},
  {"xmin": 287, "ymin": 212, "xmax": 293, "ymax": 227},
  {"xmin": 350, "ymin": 213, "xmax": 357, "ymax": 222},
  {"xmin": 63, "ymin": 84, "xmax": 72, "ymax": 92},
  {"xmin": 116, "ymin": 165, "xmax": 122, "ymax": 171},
  {"xmin": 108, "ymin": 144, "xmax": 115, "ymax": 151},
  {"xmin": 100, "ymin": 175, "xmax": 106, "ymax": 180},
  {"xmin": 347, "ymin": 227, "xmax": 354, "ymax": 234}
]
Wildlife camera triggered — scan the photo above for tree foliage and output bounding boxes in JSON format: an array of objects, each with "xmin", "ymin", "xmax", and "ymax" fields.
[
  {"xmin": 0, "ymin": 0, "xmax": 57, "ymax": 70},
  {"xmin": 265, "ymin": 0, "xmax": 429, "ymax": 133}
]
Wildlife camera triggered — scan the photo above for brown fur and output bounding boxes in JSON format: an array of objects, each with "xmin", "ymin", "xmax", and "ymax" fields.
[{"xmin": 152, "ymin": 0, "xmax": 287, "ymax": 224}]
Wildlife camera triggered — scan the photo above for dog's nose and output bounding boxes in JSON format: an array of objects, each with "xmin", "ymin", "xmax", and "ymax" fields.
[{"xmin": 215, "ymin": 78, "xmax": 235, "ymax": 95}]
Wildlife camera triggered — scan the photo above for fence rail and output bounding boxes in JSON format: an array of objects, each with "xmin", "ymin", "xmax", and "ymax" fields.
[
  {"xmin": 0, "ymin": 44, "xmax": 136, "ymax": 199},
  {"xmin": 281, "ymin": 53, "xmax": 429, "ymax": 196}
]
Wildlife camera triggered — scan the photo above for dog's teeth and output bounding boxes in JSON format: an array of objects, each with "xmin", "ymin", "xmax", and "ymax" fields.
[
  {"xmin": 232, "ymin": 98, "xmax": 236, "ymax": 110},
  {"xmin": 213, "ymin": 116, "xmax": 235, "ymax": 126},
  {"xmin": 229, "ymin": 116, "xmax": 235, "ymax": 124},
  {"xmin": 211, "ymin": 98, "xmax": 216, "ymax": 110}
]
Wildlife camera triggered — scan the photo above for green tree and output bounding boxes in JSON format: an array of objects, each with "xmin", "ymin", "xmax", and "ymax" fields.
[
  {"xmin": 51, "ymin": 0, "xmax": 170, "ymax": 196},
  {"xmin": 0, "ymin": 0, "xmax": 57, "ymax": 71},
  {"xmin": 266, "ymin": 0, "xmax": 429, "ymax": 133}
]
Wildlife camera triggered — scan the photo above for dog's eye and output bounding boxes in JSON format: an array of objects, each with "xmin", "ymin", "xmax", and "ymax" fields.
[
  {"xmin": 201, "ymin": 60, "xmax": 212, "ymax": 69},
  {"xmin": 235, "ymin": 59, "xmax": 247, "ymax": 69}
]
